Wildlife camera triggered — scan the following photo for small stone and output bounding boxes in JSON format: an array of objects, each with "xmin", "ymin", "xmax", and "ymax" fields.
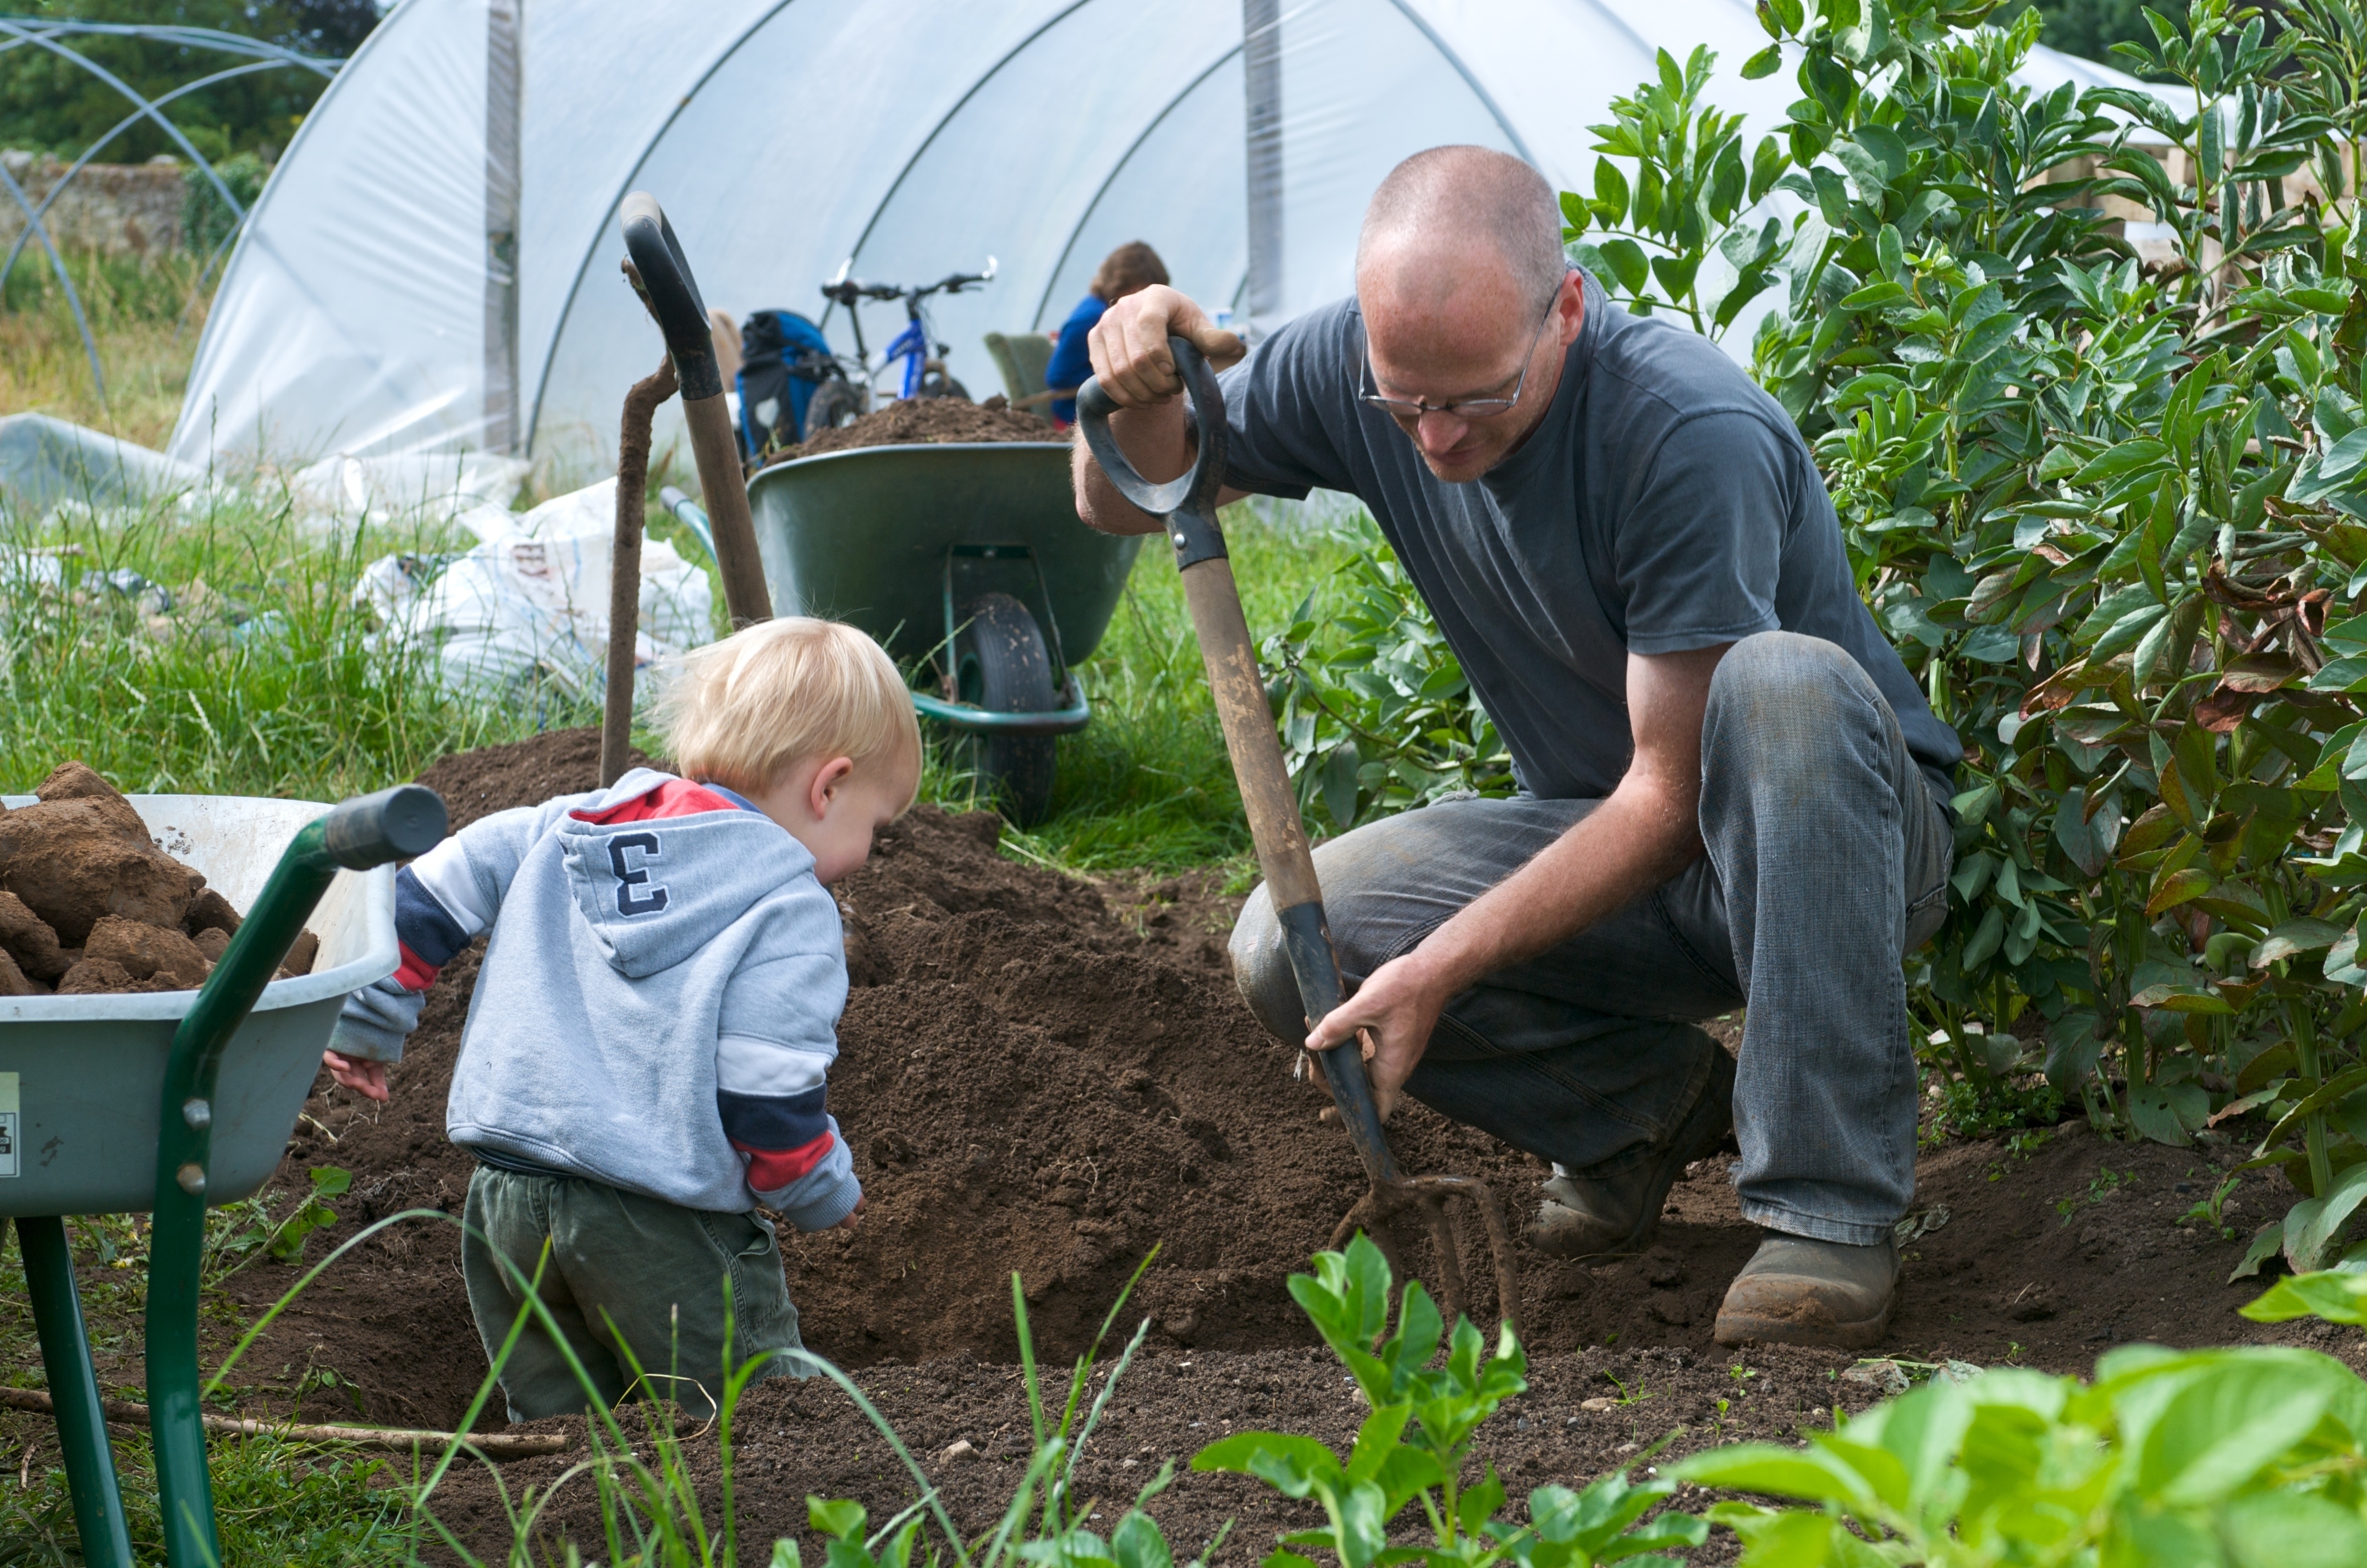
[
  {"xmin": 1580, "ymin": 1396, "xmax": 1617, "ymax": 1412},
  {"xmin": 937, "ymin": 1439, "xmax": 977, "ymax": 1465}
]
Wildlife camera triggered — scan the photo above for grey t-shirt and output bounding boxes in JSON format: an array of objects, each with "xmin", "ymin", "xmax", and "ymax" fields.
[{"xmin": 1216, "ymin": 272, "xmax": 1962, "ymax": 800}]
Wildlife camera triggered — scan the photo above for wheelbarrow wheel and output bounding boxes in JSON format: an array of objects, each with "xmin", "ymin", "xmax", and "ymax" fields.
[
  {"xmin": 953, "ymin": 590, "xmax": 1057, "ymax": 827},
  {"xmin": 802, "ymin": 377, "xmax": 867, "ymax": 436}
]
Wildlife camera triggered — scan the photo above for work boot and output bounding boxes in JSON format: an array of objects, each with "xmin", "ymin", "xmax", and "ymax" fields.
[
  {"xmin": 1523, "ymin": 1044, "xmax": 1735, "ymax": 1259},
  {"xmin": 1713, "ymin": 1230, "xmax": 1900, "ymax": 1348}
]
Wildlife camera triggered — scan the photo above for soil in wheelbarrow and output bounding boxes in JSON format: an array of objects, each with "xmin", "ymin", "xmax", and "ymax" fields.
[
  {"xmin": 216, "ymin": 726, "xmax": 2362, "ymax": 1461},
  {"xmin": 0, "ymin": 759, "xmax": 320, "ymax": 997},
  {"xmin": 768, "ymin": 393, "xmax": 1053, "ymax": 464}
]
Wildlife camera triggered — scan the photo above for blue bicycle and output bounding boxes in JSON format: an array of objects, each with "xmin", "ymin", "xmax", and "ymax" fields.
[{"xmin": 803, "ymin": 256, "xmax": 997, "ymax": 432}]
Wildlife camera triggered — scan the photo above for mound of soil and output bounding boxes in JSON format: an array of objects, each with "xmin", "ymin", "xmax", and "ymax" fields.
[
  {"xmin": 0, "ymin": 760, "xmax": 314, "ymax": 996},
  {"xmin": 775, "ymin": 394, "xmax": 1054, "ymax": 462}
]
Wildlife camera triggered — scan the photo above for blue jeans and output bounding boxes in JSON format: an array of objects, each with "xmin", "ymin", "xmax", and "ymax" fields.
[{"xmin": 1230, "ymin": 632, "xmax": 1953, "ymax": 1245}]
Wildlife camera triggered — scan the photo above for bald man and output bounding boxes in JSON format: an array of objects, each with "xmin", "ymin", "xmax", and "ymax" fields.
[{"xmin": 1073, "ymin": 146, "xmax": 1959, "ymax": 1349}]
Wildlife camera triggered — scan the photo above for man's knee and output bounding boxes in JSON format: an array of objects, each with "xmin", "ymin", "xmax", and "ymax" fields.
[
  {"xmin": 1706, "ymin": 632, "xmax": 1884, "ymax": 775},
  {"xmin": 1228, "ymin": 884, "xmax": 1304, "ymax": 1044}
]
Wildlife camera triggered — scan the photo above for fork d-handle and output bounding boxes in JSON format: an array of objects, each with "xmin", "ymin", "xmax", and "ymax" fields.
[
  {"xmin": 145, "ymin": 785, "xmax": 448, "ymax": 1568},
  {"xmin": 1077, "ymin": 344, "xmax": 1399, "ymax": 1187},
  {"xmin": 618, "ymin": 191, "xmax": 771, "ymax": 628}
]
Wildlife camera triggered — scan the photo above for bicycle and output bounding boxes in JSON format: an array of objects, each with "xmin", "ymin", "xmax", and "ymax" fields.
[{"xmin": 803, "ymin": 256, "xmax": 996, "ymax": 432}]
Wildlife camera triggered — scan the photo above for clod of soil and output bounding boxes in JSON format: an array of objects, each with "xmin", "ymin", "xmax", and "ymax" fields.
[
  {"xmin": 772, "ymin": 393, "xmax": 1054, "ymax": 463},
  {"xmin": 0, "ymin": 760, "xmax": 316, "ymax": 995},
  {"xmin": 0, "ymin": 760, "xmax": 202, "ymax": 945}
]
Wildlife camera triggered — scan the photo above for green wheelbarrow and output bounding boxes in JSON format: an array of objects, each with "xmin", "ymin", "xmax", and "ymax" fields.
[
  {"xmin": 1, "ymin": 784, "xmax": 445, "ymax": 1567},
  {"xmin": 670, "ymin": 442, "xmax": 1140, "ymax": 826}
]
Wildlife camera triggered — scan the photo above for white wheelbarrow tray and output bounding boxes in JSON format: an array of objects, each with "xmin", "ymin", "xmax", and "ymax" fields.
[{"xmin": 0, "ymin": 794, "xmax": 397, "ymax": 1217}]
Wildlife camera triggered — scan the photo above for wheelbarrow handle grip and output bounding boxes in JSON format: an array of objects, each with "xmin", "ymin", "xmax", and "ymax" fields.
[
  {"xmin": 1075, "ymin": 335, "xmax": 1229, "ymax": 525},
  {"xmin": 619, "ymin": 191, "xmax": 723, "ymax": 400},
  {"xmin": 322, "ymin": 785, "xmax": 449, "ymax": 870}
]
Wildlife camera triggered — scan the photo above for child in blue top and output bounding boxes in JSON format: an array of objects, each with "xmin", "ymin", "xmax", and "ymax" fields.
[
  {"xmin": 1044, "ymin": 240, "xmax": 1170, "ymax": 427},
  {"xmin": 322, "ymin": 617, "xmax": 921, "ymax": 1419}
]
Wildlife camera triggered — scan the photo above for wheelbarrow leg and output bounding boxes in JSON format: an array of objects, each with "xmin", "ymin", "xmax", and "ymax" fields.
[
  {"xmin": 16, "ymin": 1216, "xmax": 133, "ymax": 1568},
  {"xmin": 145, "ymin": 784, "xmax": 449, "ymax": 1568}
]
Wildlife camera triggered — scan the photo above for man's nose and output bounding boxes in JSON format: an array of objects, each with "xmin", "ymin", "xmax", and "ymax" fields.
[{"xmin": 1416, "ymin": 408, "xmax": 1471, "ymax": 454}]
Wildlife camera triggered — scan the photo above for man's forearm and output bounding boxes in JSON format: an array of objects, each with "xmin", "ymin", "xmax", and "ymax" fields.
[
  {"xmin": 1072, "ymin": 402, "xmax": 1193, "ymax": 536},
  {"xmin": 1407, "ymin": 774, "xmax": 1704, "ymax": 996}
]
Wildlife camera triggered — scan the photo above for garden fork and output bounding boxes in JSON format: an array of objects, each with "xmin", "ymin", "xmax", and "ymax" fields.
[{"xmin": 1078, "ymin": 340, "xmax": 1521, "ymax": 1333}]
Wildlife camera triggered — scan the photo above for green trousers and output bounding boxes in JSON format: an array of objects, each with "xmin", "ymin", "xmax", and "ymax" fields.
[{"xmin": 460, "ymin": 1163, "xmax": 806, "ymax": 1421}]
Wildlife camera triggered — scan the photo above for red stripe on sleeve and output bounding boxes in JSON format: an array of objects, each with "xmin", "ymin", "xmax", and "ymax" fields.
[
  {"xmin": 734, "ymin": 1131, "xmax": 836, "ymax": 1190},
  {"xmin": 394, "ymin": 940, "xmax": 441, "ymax": 992}
]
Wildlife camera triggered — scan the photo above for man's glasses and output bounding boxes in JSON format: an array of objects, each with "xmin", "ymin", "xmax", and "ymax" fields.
[{"xmin": 1358, "ymin": 278, "xmax": 1565, "ymax": 422}]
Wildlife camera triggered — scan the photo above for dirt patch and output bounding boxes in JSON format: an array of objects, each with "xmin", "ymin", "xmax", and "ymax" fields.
[
  {"xmin": 413, "ymin": 726, "xmax": 654, "ymax": 835},
  {"xmin": 773, "ymin": 394, "xmax": 1054, "ymax": 463},
  {"xmin": 0, "ymin": 760, "xmax": 313, "ymax": 995}
]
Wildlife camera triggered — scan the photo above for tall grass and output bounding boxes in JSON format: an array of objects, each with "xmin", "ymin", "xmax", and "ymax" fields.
[
  {"xmin": 0, "ymin": 488, "xmax": 557, "ymax": 799},
  {"xmin": 1, "ymin": 247, "xmax": 215, "ymax": 451}
]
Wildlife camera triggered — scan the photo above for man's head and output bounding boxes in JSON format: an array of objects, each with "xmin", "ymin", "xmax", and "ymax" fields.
[
  {"xmin": 1356, "ymin": 146, "xmax": 1582, "ymax": 483},
  {"xmin": 1092, "ymin": 241, "xmax": 1170, "ymax": 304},
  {"xmin": 659, "ymin": 617, "xmax": 922, "ymax": 881}
]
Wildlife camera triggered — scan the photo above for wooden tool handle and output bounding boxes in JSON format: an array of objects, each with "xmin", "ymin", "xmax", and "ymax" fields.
[
  {"xmin": 603, "ymin": 355, "xmax": 677, "ymax": 788},
  {"xmin": 1180, "ymin": 559, "xmax": 1319, "ymax": 908},
  {"xmin": 680, "ymin": 394, "xmax": 773, "ymax": 627}
]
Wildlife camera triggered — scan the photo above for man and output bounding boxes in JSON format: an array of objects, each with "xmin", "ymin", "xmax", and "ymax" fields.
[{"xmin": 1071, "ymin": 146, "xmax": 1958, "ymax": 1348}]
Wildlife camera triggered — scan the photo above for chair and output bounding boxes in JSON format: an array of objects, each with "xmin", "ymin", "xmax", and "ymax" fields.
[{"xmin": 982, "ymin": 331, "xmax": 1061, "ymax": 422}]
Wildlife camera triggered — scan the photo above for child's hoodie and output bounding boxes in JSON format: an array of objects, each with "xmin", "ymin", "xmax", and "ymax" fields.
[{"xmin": 329, "ymin": 768, "xmax": 860, "ymax": 1230}]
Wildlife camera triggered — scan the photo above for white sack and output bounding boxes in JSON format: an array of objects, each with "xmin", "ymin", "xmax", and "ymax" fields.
[{"xmin": 359, "ymin": 476, "xmax": 713, "ymax": 699}]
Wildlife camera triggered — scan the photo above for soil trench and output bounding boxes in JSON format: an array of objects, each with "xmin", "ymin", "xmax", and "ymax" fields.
[{"xmin": 184, "ymin": 727, "xmax": 2362, "ymax": 1554}]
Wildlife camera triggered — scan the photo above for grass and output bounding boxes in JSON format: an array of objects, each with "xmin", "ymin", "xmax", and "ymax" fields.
[{"xmin": 2, "ymin": 247, "xmax": 216, "ymax": 452}]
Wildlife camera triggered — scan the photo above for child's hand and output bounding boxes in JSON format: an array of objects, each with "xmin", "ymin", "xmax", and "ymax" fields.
[
  {"xmin": 322, "ymin": 1050, "xmax": 389, "ymax": 1103},
  {"xmin": 834, "ymin": 1197, "xmax": 865, "ymax": 1232}
]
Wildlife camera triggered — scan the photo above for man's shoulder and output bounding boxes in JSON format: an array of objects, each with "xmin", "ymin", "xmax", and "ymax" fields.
[{"xmin": 1587, "ymin": 308, "xmax": 1795, "ymax": 451}]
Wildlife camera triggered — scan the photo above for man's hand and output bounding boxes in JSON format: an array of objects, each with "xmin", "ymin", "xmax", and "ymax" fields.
[
  {"xmin": 1301, "ymin": 643, "xmax": 1731, "ymax": 1119},
  {"xmin": 322, "ymin": 1049, "xmax": 388, "ymax": 1103},
  {"xmin": 1087, "ymin": 285, "xmax": 1245, "ymax": 407},
  {"xmin": 1303, "ymin": 951, "xmax": 1452, "ymax": 1122},
  {"xmin": 833, "ymin": 1196, "xmax": 865, "ymax": 1233}
]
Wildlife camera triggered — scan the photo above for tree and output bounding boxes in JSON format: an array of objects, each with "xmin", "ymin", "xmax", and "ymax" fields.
[{"xmin": 0, "ymin": 1, "xmax": 382, "ymax": 164}]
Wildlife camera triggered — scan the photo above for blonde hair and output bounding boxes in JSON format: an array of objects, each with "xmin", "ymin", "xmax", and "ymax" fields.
[{"xmin": 658, "ymin": 617, "xmax": 921, "ymax": 807}]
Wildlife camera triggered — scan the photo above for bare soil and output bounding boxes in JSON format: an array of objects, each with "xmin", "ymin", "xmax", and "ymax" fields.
[
  {"xmin": 773, "ymin": 394, "xmax": 1054, "ymax": 462},
  {"xmin": 0, "ymin": 760, "xmax": 313, "ymax": 995},
  {"xmin": 121, "ymin": 727, "xmax": 2364, "ymax": 1559}
]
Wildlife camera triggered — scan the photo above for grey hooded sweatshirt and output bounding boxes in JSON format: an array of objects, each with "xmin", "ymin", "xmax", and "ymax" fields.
[{"xmin": 329, "ymin": 768, "xmax": 860, "ymax": 1229}]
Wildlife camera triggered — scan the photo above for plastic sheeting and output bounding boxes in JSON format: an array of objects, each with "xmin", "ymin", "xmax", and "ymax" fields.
[{"xmin": 172, "ymin": 0, "xmax": 2153, "ymax": 481}]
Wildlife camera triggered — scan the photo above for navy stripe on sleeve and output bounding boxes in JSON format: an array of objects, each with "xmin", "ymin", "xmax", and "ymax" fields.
[{"xmin": 394, "ymin": 865, "xmax": 471, "ymax": 969}]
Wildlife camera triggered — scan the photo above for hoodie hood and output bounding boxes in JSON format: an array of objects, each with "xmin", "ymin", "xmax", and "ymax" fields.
[{"xmin": 555, "ymin": 768, "xmax": 818, "ymax": 979}]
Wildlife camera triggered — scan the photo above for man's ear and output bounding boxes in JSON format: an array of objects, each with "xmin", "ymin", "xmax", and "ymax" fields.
[{"xmin": 807, "ymin": 755, "xmax": 857, "ymax": 817}]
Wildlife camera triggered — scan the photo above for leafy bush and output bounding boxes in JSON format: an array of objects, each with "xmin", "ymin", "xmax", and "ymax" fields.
[
  {"xmin": 1193, "ymin": 1234, "xmax": 1704, "ymax": 1568},
  {"xmin": 182, "ymin": 150, "xmax": 269, "ymax": 257},
  {"xmin": 1261, "ymin": 545, "xmax": 1514, "ymax": 832}
]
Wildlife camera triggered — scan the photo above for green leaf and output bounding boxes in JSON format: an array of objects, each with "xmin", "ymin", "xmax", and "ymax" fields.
[
  {"xmin": 2232, "ymin": 1219, "xmax": 2286, "ymax": 1281},
  {"xmin": 2074, "ymin": 439, "xmax": 2171, "ymax": 486},
  {"xmin": 1741, "ymin": 41, "xmax": 1785, "ymax": 78},
  {"xmin": 2128, "ymin": 1081, "xmax": 2210, "ymax": 1145},
  {"xmin": 1596, "ymin": 237, "xmax": 1650, "ymax": 296},
  {"xmin": 809, "ymin": 1499, "xmax": 866, "ymax": 1539},
  {"xmin": 2250, "ymin": 918, "xmax": 2345, "ymax": 967},
  {"xmin": 1192, "ymin": 1431, "xmax": 1340, "ymax": 1497},
  {"xmin": 1593, "ymin": 159, "xmax": 1632, "ymax": 227},
  {"xmin": 2223, "ymin": 1490, "xmax": 2367, "ymax": 1568},
  {"xmin": 1673, "ymin": 1443, "xmax": 1876, "ymax": 1510},
  {"xmin": 2137, "ymin": 1359, "xmax": 2336, "ymax": 1504},
  {"xmin": 2283, "ymin": 1160, "xmax": 2367, "ymax": 1272},
  {"xmin": 2243, "ymin": 1269, "xmax": 2367, "ymax": 1326}
]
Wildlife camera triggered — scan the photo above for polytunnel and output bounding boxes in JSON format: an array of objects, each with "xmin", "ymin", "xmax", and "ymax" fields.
[{"xmin": 168, "ymin": 0, "xmax": 2140, "ymax": 480}]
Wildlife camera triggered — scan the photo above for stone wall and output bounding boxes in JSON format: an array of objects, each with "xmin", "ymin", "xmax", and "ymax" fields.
[{"xmin": 0, "ymin": 151, "xmax": 185, "ymax": 256}]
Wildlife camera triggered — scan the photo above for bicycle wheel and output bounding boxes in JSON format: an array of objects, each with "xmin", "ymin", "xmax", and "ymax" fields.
[
  {"xmin": 951, "ymin": 591, "xmax": 1057, "ymax": 826},
  {"xmin": 916, "ymin": 362, "xmax": 971, "ymax": 401},
  {"xmin": 801, "ymin": 378, "xmax": 868, "ymax": 436}
]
